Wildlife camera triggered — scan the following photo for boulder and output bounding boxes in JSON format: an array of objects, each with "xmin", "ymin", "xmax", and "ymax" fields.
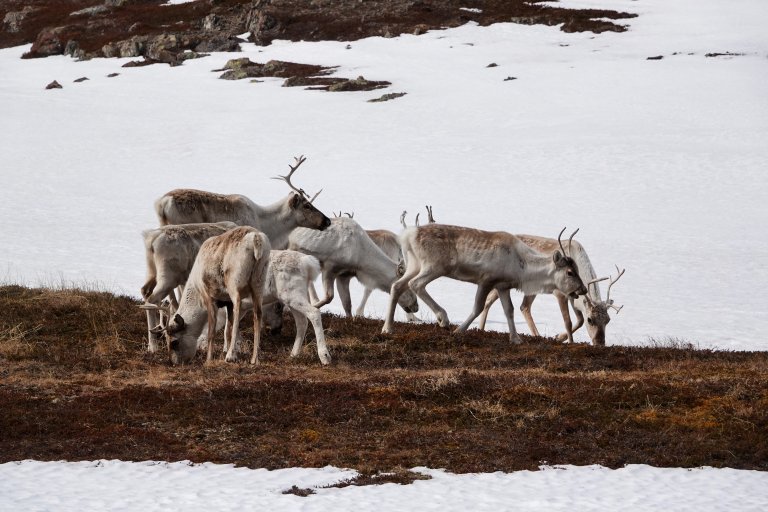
[{"xmin": 45, "ymin": 80, "xmax": 63, "ymax": 89}]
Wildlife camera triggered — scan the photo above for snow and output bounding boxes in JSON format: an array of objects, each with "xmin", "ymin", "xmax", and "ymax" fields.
[
  {"xmin": 1, "ymin": 460, "xmax": 767, "ymax": 511},
  {"xmin": 1, "ymin": 1, "xmax": 767, "ymax": 351}
]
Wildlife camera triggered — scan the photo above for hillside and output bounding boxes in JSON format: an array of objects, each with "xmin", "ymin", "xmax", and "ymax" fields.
[{"xmin": 1, "ymin": 285, "xmax": 766, "ymax": 474}]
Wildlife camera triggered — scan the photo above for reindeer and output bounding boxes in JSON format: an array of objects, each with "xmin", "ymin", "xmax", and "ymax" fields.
[
  {"xmin": 288, "ymin": 217, "xmax": 419, "ymax": 317},
  {"xmin": 381, "ymin": 226, "xmax": 588, "ymax": 343},
  {"xmin": 250, "ymin": 250, "xmax": 331, "ymax": 365},
  {"xmin": 476, "ymin": 233, "xmax": 625, "ymax": 345},
  {"xmin": 154, "ymin": 156, "xmax": 331, "ymax": 249},
  {"xmin": 146, "ymin": 226, "xmax": 271, "ymax": 365},
  {"xmin": 140, "ymin": 221, "xmax": 238, "ymax": 352},
  {"xmin": 336, "ymin": 205, "xmax": 437, "ymax": 319}
]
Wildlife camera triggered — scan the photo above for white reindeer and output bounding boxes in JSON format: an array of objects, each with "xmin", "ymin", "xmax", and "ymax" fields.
[
  {"xmin": 242, "ymin": 250, "xmax": 331, "ymax": 365},
  {"xmin": 288, "ymin": 217, "xmax": 419, "ymax": 317},
  {"xmin": 334, "ymin": 205, "xmax": 435, "ymax": 320},
  {"xmin": 140, "ymin": 221, "xmax": 238, "ymax": 352},
  {"xmin": 476, "ymin": 233, "xmax": 625, "ymax": 345},
  {"xmin": 154, "ymin": 156, "xmax": 331, "ymax": 249},
  {"xmin": 381, "ymin": 225, "xmax": 588, "ymax": 343},
  {"xmin": 148, "ymin": 226, "xmax": 271, "ymax": 365}
]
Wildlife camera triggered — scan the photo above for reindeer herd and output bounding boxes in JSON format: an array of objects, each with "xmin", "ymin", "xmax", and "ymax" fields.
[{"xmin": 140, "ymin": 156, "xmax": 624, "ymax": 365}]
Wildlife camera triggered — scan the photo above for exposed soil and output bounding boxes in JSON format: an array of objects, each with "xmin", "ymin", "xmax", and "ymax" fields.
[
  {"xmin": 1, "ymin": 285, "xmax": 766, "ymax": 474},
  {"xmin": 1, "ymin": 0, "xmax": 638, "ymax": 61}
]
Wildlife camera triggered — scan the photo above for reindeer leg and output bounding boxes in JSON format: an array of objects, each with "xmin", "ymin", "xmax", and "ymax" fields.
[
  {"xmin": 496, "ymin": 287, "xmax": 522, "ymax": 344},
  {"xmin": 308, "ymin": 281, "xmax": 320, "ymax": 304},
  {"xmin": 554, "ymin": 293, "xmax": 573, "ymax": 343},
  {"xmin": 289, "ymin": 299, "xmax": 330, "ymax": 365},
  {"xmin": 355, "ymin": 287, "xmax": 373, "ymax": 318},
  {"xmin": 409, "ymin": 271, "xmax": 449, "ymax": 328},
  {"xmin": 205, "ymin": 299, "xmax": 218, "ymax": 363},
  {"xmin": 225, "ymin": 296, "xmax": 241, "ymax": 362},
  {"xmin": 223, "ymin": 302, "xmax": 234, "ymax": 355},
  {"xmin": 336, "ymin": 274, "xmax": 353, "ymax": 317},
  {"xmin": 249, "ymin": 294, "xmax": 263, "ymax": 366},
  {"xmin": 311, "ymin": 269, "xmax": 336, "ymax": 309},
  {"xmin": 520, "ymin": 294, "xmax": 540, "ymax": 337},
  {"xmin": 288, "ymin": 307, "xmax": 309, "ymax": 359},
  {"xmin": 382, "ymin": 264, "xmax": 420, "ymax": 334},
  {"xmin": 456, "ymin": 281, "xmax": 494, "ymax": 332},
  {"xmin": 477, "ymin": 289, "xmax": 500, "ymax": 331}
]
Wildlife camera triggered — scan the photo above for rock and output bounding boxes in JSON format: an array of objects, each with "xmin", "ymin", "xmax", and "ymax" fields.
[
  {"xmin": 45, "ymin": 80, "xmax": 62, "ymax": 89},
  {"xmin": 486, "ymin": 62, "xmax": 498, "ymax": 68},
  {"xmin": 328, "ymin": 76, "xmax": 390, "ymax": 92},
  {"xmin": 73, "ymin": 77, "xmax": 89, "ymax": 83},
  {"xmin": 3, "ymin": 7, "xmax": 36, "ymax": 33},
  {"xmin": 368, "ymin": 92, "xmax": 407, "ymax": 103},
  {"xmin": 24, "ymin": 27, "xmax": 68, "ymax": 58},
  {"xmin": 503, "ymin": 76, "xmax": 517, "ymax": 81},
  {"xmin": 107, "ymin": 73, "xmax": 120, "ymax": 77},
  {"xmin": 70, "ymin": 6, "xmax": 110, "ymax": 17},
  {"xmin": 647, "ymin": 55, "xmax": 664, "ymax": 60}
]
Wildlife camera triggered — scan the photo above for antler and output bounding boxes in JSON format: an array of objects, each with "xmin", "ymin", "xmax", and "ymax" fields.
[
  {"xmin": 425, "ymin": 205, "xmax": 436, "ymax": 224},
  {"xmin": 344, "ymin": 212, "xmax": 354, "ymax": 218},
  {"xmin": 415, "ymin": 212, "xmax": 420, "ymax": 227},
  {"xmin": 557, "ymin": 227, "xmax": 567, "ymax": 255},
  {"xmin": 605, "ymin": 265, "xmax": 626, "ymax": 313},
  {"xmin": 272, "ymin": 155, "xmax": 322, "ymax": 203},
  {"xmin": 400, "ymin": 210, "xmax": 407, "ymax": 229},
  {"xmin": 568, "ymin": 228, "xmax": 579, "ymax": 256},
  {"xmin": 582, "ymin": 275, "xmax": 607, "ymax": 301},
  {"xmin": 137, "ymin": 302, "xmax": 171, "ymax": 314}
]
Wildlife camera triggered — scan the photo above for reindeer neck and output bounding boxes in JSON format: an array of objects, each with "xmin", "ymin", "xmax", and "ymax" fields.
[
  {"xmin": 254, "ymin": 196, "xmax": 295, "ymax": 249},
  {"xmin": 512, "ymin": 241, "xmax": 559, "ymax": 296}
]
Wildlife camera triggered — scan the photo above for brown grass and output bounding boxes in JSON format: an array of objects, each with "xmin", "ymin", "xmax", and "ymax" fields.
[{"xmin": 0, "ymin": 284, "xmax": 766, "ymax": 474}]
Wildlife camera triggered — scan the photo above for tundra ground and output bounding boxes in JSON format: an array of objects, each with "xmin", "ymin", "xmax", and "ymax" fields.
[{"xmin": 1, "ymin": 285, "xmax": 766, "ymax": 476}]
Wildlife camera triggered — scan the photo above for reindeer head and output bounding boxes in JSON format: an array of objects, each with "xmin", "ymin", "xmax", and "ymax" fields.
[
  {"xmin": 273, "ymin": 155, "xmax": 331, "ymax": 231},
  {"xmin": 551, "ymin": 228, "xmax": 588, "ymax": 299},
  {"xmin": 142, "ymin": 304, "xmax": 197, "ymax": 365},
  {"xmin": 579, "ymin": 266, "xmax": 625, "ymax": 346},
  {"xmin": 580, "ymin": 295, "xmax": 611, "ymax": 346}
]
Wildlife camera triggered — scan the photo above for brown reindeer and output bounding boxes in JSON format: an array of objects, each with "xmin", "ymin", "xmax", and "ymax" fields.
[
  {"xmin": 382, "ymin": 226, "xmax": 588, "ymax": 343},
  {"xmin": 154, "ymin": 156, "xmax": 331, "ymax": 249},
  {"xmin": 147, "ymin": 226, "xmax": 271, "ymax": 365}
]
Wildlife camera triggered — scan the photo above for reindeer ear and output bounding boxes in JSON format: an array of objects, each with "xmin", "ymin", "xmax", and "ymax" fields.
[
  {"xmin": 553, "ymin": 251, "xmax": 564, "ymax": 265},
  {"xmin": 166, "ymin": 313, "xmax": 185, "ymax": 334},
  {"xmin": 289, "ymin": 193, "xmax": 301, "ymax": 208}
]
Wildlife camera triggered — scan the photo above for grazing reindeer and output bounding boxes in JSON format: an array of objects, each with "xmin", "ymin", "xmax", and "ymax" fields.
[
  {"xmin": 140, "ymin": 221, "xmax": 238, "ymax": 352},
  {"xmin": 148, "ymin": 226, "xmax": 271, "ymax": 365},
  {"xmin": 476, "ymin": 233, "xmax": 625, "ymax": 345},
  {"xmin": 381, "ymin": 226, "xmax": 588, "ymax": 343},
  {"xmin": 288, "ymin": 217, "xmax": 419, "ymax": 316},
  {"xmin": 154, "ymin": 156, "xmax": 331, "ymax": 249},
  {"xmin": 250, "ymin": 250, "xmax": 331, "ymax": 365}
]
